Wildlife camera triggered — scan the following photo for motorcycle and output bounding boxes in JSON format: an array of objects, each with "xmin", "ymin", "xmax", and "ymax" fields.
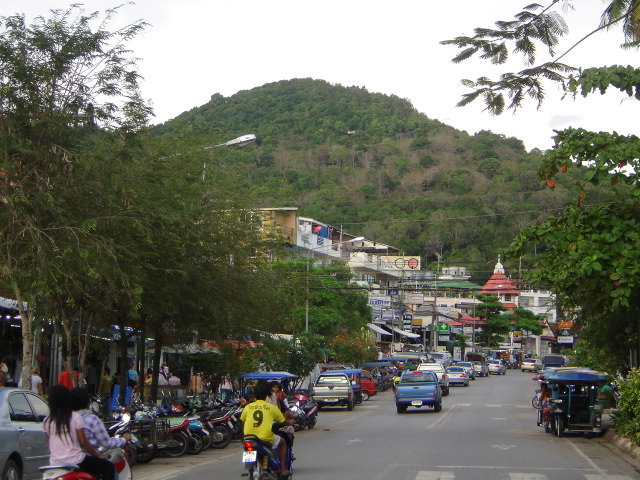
[
  {"xmin": 241, "ymin": 429, "xmax": 293, "ymax": 480},
  {"xmin": 40, "ymin": 448, "xmax": 132, "ymax": 480},
  {"xmin": 292, "ymin": 394, "xmax": 318, "ymax": 431}
]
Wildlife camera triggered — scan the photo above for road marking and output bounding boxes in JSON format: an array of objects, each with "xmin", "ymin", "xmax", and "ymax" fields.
[
  {"xmin": 509, "ymin": 474, "xmax": 548, "ymax": 480},
  {"xmin": 492, "ymin": 444, "xmax": 517, "ymax": 450},
  {"xmin": 584, "ymin": 476, "xmax": 634, "ymax": 480},
  {"xmin": 426, "ymin": 404, "xmax": 458, "ymax": 430},
  {"xmin": 568, "ymin": 438, "xmax": 608, "ymax": 477},
  {"xmin": 415, "ymin": 471, "xmax": 455, "ymax": 480}
]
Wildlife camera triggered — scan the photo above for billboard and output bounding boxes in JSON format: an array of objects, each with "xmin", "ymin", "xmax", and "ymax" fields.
[{"xmin": 379, "ymin": 256, "xmax": 421, "ymax": 271}]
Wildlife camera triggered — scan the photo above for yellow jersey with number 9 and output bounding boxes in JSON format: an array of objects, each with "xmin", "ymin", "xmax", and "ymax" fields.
[{"xmin": 241, "ymin": 399, "xmax": 286, "ymax": 444}]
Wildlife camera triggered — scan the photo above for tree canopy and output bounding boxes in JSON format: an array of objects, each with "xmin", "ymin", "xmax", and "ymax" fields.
[{"xmin": 443, "ymin": 1, "xmax": 640, "ymax": 372}]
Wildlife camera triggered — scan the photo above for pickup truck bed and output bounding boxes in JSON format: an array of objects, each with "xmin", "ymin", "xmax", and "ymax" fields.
[{"xmin": 394, "ymin": 371, "xmax": 442, "ymax": 413}]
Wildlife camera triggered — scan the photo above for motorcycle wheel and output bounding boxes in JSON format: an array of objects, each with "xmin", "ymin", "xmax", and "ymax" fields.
[
  {"xmin": 209, "ymin": 425, "xmax": 233, "ymax": 449},
  {"xmin": 163, "ymin": 431, "xmax": 189, "ymax": 457},
  {"xmin": 125, "ymin": 444, "xmax": 138, "ymax": 466},
  {"xmin": 186, "ymin": 431, "xmax": 204, "ymax": 455},
  {"xmin": 197, "ymin": 429, "xmax": 212, "ymax": 450},
  {"xmin": 307, "ymin": 417, "xmax": 316, "ymax": 429},
  {"xmin": 361, "ymin": 391, "xmax": 370, "ymax": 401},
  {"xmin": 136, "ymin": 444, "xmax": 157, "ymax": 464},
  {"xmin": 293, "ymin": 417, "xmax": 304, "ymax": 432}
]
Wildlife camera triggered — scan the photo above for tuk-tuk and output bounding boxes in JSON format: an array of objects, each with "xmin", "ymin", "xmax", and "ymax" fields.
[
  {"xmin": 545, "ymin": 370, "xmax": 608, "ymax": 437},
  {"xmin": 238, "ymin": 371, "xmax": 298, "ymax": 398}
]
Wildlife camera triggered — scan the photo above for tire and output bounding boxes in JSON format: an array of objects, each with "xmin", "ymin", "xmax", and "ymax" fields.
[
  {"xmin": 555, "ymin": 416, "xmax": 563, "ymax": 437},
  {"xmin": 163, "ymin": 431, "xmax": 189, "ymax": 457},
  {"xmin": 434, "ymin": 401, "xmax": 442, "ymax": 413},
  {"xmin": 396, "ymin": 404, "xmax": 406, "ymax": 413},
  {"xmin": 125, "ymin": 444, "xmax": 138, "ymax": 466},
  {"xmin": 209, "ymin": 425, "xmax": 233, "ymax": 449},
  {"xmin": 443, "ymin": 387, "xmax": 449, "ymax": 396},
  {"xmin": 307, "ymin": 417, "xmax": 316, "ymax": 429},
  {"xmin": 193, "ymin": 429, "xmax": 211, "ymax": 451},
  {"xmin": 136, "ymin": 444, "xmax": 157, "ymax": 464},
  {"xmin": 532, "ymin": 395, "xmax": 541, "ymax": 409},
  {"xmin": 347, "ymin": 398, "xmax": 354, "ymax": 411},
  {"xmin": 186, "ymin": 431, "xmax": 204, "ymax": 455},
  {"xmin": 361, "ymin": 391, "xmax": 370, "ymax": 401},
  {"xmin": 1, "ymin": 459, "xmax": 20, "ymax": 480},
  {"xmin": 247, "ymin": 460, "xmax": 263, "ymax": 480},
  {"xmin": 377, "ymin": 383, "xmax": 384, "ymax": 392}
]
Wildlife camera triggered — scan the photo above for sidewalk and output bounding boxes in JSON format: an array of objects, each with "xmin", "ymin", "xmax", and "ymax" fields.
[{"xmin": 602, "ymin": 409, "xmax": 640, "ymax": 469}]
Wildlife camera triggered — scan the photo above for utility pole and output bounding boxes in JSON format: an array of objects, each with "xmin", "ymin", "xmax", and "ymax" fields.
[{"xmin": 430, "ymin": 253, "xmax": 441, "ymax": 352}]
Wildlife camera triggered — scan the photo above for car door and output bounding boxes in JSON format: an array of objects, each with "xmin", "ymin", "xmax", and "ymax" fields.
[{"xmin": 8, "ymin": 391, "xmax": 50, "ymax": 479}]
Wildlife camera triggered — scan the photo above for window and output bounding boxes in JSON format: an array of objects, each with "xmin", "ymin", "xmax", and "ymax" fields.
[
  {"xmin": 9, "ymin": 393, "xmax": 36, "ymax": 422},
  {"xmin": 27, "ymin": 393, "xmax": 50, "ymax": 421}
]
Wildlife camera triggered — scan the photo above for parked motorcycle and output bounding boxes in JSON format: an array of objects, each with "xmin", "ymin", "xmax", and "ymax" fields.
[
  {"xmin": 40, "ymin": 448, "xmax": 132, "ymax": 480},
  {"xmin": 292, "ymin": 393, "xmax": 318, "ymax": 431}
]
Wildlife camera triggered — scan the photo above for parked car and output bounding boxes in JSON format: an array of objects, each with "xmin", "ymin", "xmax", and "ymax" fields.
[
  {"xmin": 445, "ymin": 366, "xmax": 470, "ymax": 387},
  {"xmin": 521, "ymin": 358, "xmax": 543, "ymax": 372},
  {"xmin": 454, "ymin": 361, "xmax": 475, "ymax": 380},
  {"xmin": 394, "ymin": 371, "xmax": 442, "ymax": 413},
  {"xmin": 311, "ymin": 372, "xmax": 356, "ymax": 410},
  {"xmin": 542, "ymin": 355, "xmax": 567, "ymax": 371},
  {"xmin": 0, "ymin": 387, "xmax": 50, "ymax": 480},
  {"xmin": 487, "ymin": 359, "xmax": 507, "ymax": 375},
  {"xmin": 416, "ymin": 363, "xmax": 450, "ymax": 395}
]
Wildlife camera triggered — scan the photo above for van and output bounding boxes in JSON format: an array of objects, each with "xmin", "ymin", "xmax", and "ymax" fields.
[{"xmin": 430, "ymin": 351, "xmax": 452, "ymax": 367}]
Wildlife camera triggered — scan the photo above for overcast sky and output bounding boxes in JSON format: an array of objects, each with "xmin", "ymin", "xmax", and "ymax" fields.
[{"xmin": 12, "ymin": 0, "xmax": 639, "ymax": 151}]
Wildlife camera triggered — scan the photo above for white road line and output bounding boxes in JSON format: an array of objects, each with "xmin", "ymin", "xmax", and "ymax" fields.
[
  {"xmin": 415, "ymin": 471, "xmax": 456, "ymax": 480},
  {"xmin": 509, "ymin": 473, "xmax": 548, "ymax": 480}
]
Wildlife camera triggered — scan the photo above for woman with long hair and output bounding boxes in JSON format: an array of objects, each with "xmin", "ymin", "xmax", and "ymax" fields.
[{"xmin": 43, "ymin": 385, "xmax": 116, "ymax": 480}]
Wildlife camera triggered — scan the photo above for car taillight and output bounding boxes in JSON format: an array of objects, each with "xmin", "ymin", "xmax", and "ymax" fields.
[
  {"xmin": 243, "ymin": 440, "xmax": 256, "ymax": 451},
  {"xmin": 442, "ymin": 374, "xmax": 447, "ymax": 380}
]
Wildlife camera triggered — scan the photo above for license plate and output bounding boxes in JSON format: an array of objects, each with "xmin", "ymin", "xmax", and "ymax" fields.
[
  {"xmin": 324, "ymin": 398, "xmax": 338, "ymax": 402},
  {"xmin": 411, "ymin": 400, "xmax": 423, "ymax": 406},
  {"xmin": 242, "ymin": 451, "xmax": 257, "ymax": 463}
]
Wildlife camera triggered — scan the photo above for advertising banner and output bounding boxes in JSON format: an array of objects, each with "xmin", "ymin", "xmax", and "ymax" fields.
[{"xmin": 379, "ymin": 256, "xmax": 421, "ymax": 271}]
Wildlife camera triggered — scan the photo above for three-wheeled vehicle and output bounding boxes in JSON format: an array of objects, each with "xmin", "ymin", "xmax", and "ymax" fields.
[{"xmin": 543, "ymin": 369, "xmax": 608, "ymax": 437}]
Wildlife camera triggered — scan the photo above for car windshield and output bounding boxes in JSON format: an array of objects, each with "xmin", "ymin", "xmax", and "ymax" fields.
[
  {"xmin": 316, "ymin": 376, "xmax": 348, "ymax": 385},
  {"xmin": 418, "ymin": 364, "xmax": 442, "ymax": 371},
  {"xmin": 488, "ymin": 360, "xmax": 499, "ymax": 364},
  {"xmin": 457, "ymin": 362, "xmax": 472, "ymax": 367},
  {"xmin": 447, "ymin": 367, "xmax": 465, "ymax": 372},
  {"xmin": 400, "ymin": 373, "xmax": 436, "ymax": 383}
]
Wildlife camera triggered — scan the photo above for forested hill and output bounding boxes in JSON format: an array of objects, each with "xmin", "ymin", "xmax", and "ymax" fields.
[{"xmin": 151, "ymin": 78, "xmax": 579, "ymax": 282}]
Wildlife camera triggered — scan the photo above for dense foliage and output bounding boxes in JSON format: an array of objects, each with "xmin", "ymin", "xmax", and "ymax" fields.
[{"xmin": 152, "ymin": 78, "xmax": 592, "ymax": 281}]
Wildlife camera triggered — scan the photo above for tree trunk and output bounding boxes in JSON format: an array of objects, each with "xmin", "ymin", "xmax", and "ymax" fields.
[{"xmin": 15, "ymin": 286, "xmax": 33, "ymax": 390}]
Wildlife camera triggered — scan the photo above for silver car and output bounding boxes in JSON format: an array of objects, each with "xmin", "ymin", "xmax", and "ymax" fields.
[
  {"xmin": 445, "ymin": 366, "xmax": 470, "ymax": 386},
  {"xmin": 455, "ymin": 361, "xmax": 476, "ymax": 380},
  {"xmin": 0, "ymin": 387, "xmax": 50, "ymax": 480},
  {"xmin": 487, "ymin": 359, "xmax": 507, "ymax": 375}
]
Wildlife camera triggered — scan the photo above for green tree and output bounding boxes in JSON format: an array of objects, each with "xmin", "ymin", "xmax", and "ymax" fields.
[
  {"xmin": 0, "ymin": 6, "xmax": 150, "ymax": 386},
  {"xmin": 444, "ymin": 2, "xmax": 640, "ymax": 371},
  {"xmin": 472, "ymin": 294, "xmax": 509, "ymax": 347}
]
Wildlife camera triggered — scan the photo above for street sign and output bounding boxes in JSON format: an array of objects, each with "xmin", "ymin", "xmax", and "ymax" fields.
[{"xmin": 437, "ymin": 323, "xmax": 450, "ymax": 334}]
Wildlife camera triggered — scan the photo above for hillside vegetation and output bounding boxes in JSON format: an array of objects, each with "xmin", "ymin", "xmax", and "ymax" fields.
[{"xmin": 152, "ymin": 78, "xmax": 596, "ymax": 282}]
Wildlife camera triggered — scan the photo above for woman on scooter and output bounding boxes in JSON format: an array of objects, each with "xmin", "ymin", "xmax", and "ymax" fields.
[{"xmin": 43, "ymin": 385, "xmax": 116, "ymax": 480}]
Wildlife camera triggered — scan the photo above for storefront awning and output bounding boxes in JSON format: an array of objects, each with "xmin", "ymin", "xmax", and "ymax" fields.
[
  {"xmin": 367, "ymin": 323, "xmax": 391, "ymax": 336},
  {"xmin": 390, "ymin": 326, "xmax": 421, "ymax": 339}
]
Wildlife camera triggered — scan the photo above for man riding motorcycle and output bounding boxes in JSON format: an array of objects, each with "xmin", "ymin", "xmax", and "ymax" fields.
[{"xmin": 241, "ymin": 379, "xmax": 295, "ymax": 478}]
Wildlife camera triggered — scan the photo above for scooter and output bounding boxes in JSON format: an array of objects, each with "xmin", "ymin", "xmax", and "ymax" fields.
[
  {"xmin": 40, "ymin": 448, "xmax": 132, "ymax": 480},
  {"xmin": 241, "ymin": 430, "xmax": 293, "ymax": 480},
  {"xmin": 292, "ymin": 393, "xmax": 318, "ymax": 431}
]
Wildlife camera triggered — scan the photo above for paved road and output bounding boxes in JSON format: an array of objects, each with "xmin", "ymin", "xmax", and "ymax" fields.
[{"xmin": 132, "ymin": 369, "xmax": 640, "ymax": 480}]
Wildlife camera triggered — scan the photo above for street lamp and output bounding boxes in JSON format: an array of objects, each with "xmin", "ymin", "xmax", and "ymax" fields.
[
  {"xmin": 429, "ymin": 253, "xmax": 442, "ymax": 352},
  {"xmin": 202, "ymin": 133, "xmax": 256, "ymax": 181},
  {"xmin": 304, "ymin": 236, "xmax": 365, "ymax": 332}
]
